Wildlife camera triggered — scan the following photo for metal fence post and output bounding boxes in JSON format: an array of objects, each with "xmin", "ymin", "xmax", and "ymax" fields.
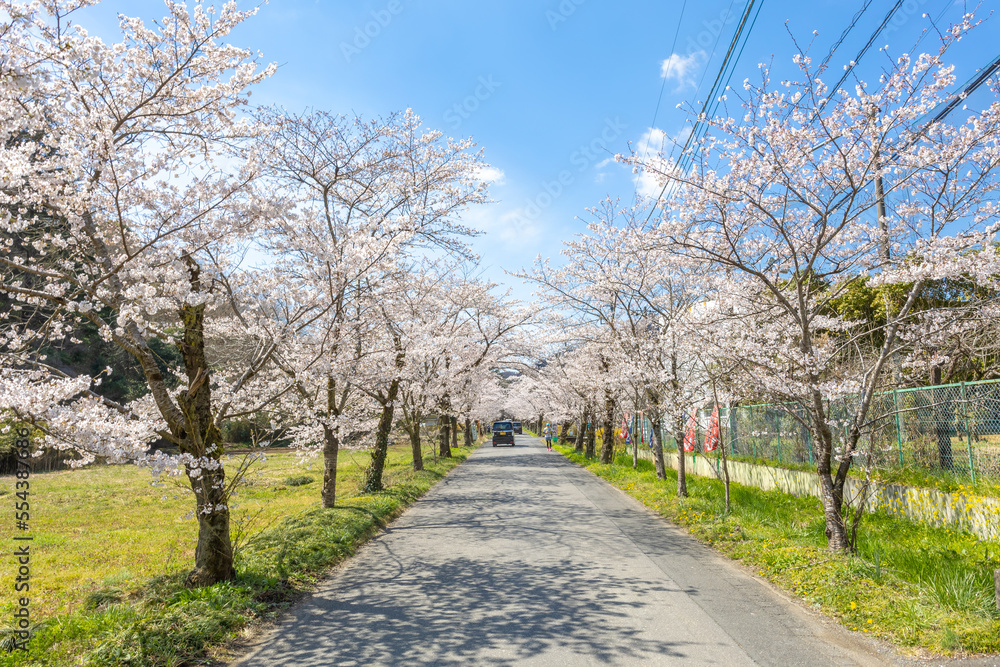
[
  {"xmin": 751, "ymin": 406, "xmax": 758, "ymax": 460},
  {"xmin": 961, "ymin": 382, "xmax": 976, "ymax": 484},
  {"xmin": 893, "ymin": 389, "xmax": 904, "ymax": 467},
  {"xmin": 776, "ymin": 412, "xmax": 783, "ymax": 464}
]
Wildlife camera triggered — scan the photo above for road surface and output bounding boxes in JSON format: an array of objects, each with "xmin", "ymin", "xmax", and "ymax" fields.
[{"xmin": 234, "ymin": 435, "xmax": 914, "ymax": 666}]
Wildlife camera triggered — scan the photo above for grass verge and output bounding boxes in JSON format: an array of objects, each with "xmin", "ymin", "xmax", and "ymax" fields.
[
  {"xmin": 716, "ymin": 451, "xmax": 1000, "ymax": 498},
  {"xmin": 0, "ymin": 444, "xmax": 471, "ymax": 666},
  {"xmin": 556, "ymin": 445, "xmax": 1000, "ymax": 657}
]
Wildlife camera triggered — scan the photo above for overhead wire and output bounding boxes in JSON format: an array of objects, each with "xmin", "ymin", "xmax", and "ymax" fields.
[
  {"xmin": 676, "ymin": 0, "xmax": 764, "ymax": 176},
  {"xmin": 897, "ymin": 51, "xmax": 1000, "ymax": 156},
  {"xmin": 634, "ymin": 0, "xmax": 689, "ymax": 201},
  {"xmin": 642, "ymin": 1, "xmax": 688, "ymax": 158},
  {"xmin": 819, "ymin": 0, "xmax": 875, "ymax": 72},
  {"xmin": 643, "ymin": 0, "xmax": 763, "ymax": 220},
  {"xmin": 654, "ymin": 0, "xmax": 738, "ymax": 177},
  {"xmin": 819, "ymin": 0, "xmax": 903, "ymax": 112}
]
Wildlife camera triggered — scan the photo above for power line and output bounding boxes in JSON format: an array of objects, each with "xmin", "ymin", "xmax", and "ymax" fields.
[
  {"xmin": 634, "ymin": 0, "xmax": 689, "ymax": 200},
  {"xmin": 643, "ymin": 0, "xmax": 763, "ymax": 219},
  {"xmin": 898, "ymin": 51, "xmax": 1000, "ymax": 156},
  {"xmin": 819, "ymin": 0, "xmax": 875, "ymax": 72},
  {"xmin": 653, "ymin": 0, "xmax": 738, "ymax": 181},
  {"xmin": 645, "ymin": 1, "xmax": 688, "ymax": 151},
  {"xmin": 821, "ymin": 0, "xmax": 903, "ymax": 109},
  {"xmin": 677, "ymin": 0, "xmax": 763, "ymax": 176}
]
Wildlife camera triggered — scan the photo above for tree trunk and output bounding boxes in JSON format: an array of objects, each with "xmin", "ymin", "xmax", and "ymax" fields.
[
  {"xmin": 575, "ymin": 412, "xmax": 585, "ymax": 452},
  {"xmin": 177, "ymin": 300, "xmax": 234, "ymax": 586},
  {"xmin": 812, "ymin": 400, "xmax": 849, "ymax": 551},
  {"xmin": 439, "ymin": 415, "xmax": 452, "ymax": 458},
  {"xmin": 464, "ymin": 417, "xmax": 474, "ymax": 447},
  {"xmin": 600, "ymin": 392, "xmax": 615, "ymax": 464},
  {"xmin": 585, "ymin": 410, "xmax": 596, "ymax": 458},
  {"xmin": 650, "ymin": 413, "xmax": 666, "ymax": 480},
  {"xmin": 363, "ymin": 379, "xmax": 399, "ymax": 493},
  {"xmin": 409, "ymin": 413, "xmax": 423, "ymax": 472},
  {"xmin": 450, "ymin": 415, "xmax": 459, "ymax": 451},
  {"xmin": 721, "ymin": 416, "xmax": 731, "ymax": 514},
  {"xmin": 187, "ymin": 465, "xmax": 235, "ymax": 586},
  {"xmin": 321, "ymin": 423, "xmax": 340, "ymax": 507},
  {"xmin": 674, "ymin": 415, "xmax": 687, "ymax": 497},
  {"xmin": 558, "ymin": 421, "xmax": 569, "ymax": 444},
  {"xmin": 819, "ymin": 472, "xmax": 848, "ymax": 550},
  {"xmin": 321, "ymin": 376, "xmax": 341, "ymax": 508}
]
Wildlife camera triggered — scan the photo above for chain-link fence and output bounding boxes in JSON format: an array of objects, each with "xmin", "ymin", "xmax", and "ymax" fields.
[{"xmin": 630, "ymin": 379, "xmax": 1000, "ymax": 487}]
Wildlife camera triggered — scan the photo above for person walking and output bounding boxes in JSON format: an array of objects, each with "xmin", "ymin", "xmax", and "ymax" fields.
[{"xmin": 544, "ymin": 423, "xmax": 554, "ymax": 450}]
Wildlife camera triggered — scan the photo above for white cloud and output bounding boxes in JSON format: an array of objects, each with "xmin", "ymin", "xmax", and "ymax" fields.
[
  {"xmin": 660, "ymin": 51, "xmax": 705, "ymax": 90},
  {"xmin": 636, "ymin": 127, "xmax": 668, "ymax": 158},
  {"xmin": 496, "ymin": 208, "xmax": 542, "ymax": 242},
  {"xmin": 474, "ymin": 165, "xmax": 506, "ymax": 185},
  {"xmin": 634, "ymin": 167, "xmax": 666, "ymax": 200},
  {"xmin": 632, "ymin": 127, "xmax": 690, "ymax": 200},
  {"xmin": 460, "ymin": 203, "xmax": 541, "ymax": 243}
]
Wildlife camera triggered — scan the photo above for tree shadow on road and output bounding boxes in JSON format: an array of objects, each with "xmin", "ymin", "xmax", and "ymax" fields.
[{"xmin": 241, "ymin": 554, "xmax": 715, "ymax": 666}]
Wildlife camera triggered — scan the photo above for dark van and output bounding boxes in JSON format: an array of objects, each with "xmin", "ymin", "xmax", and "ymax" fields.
[
  {"xmin": 492, "ymin": 421, "xmax": 515, "ymax": 446},
  {"xmin": 512, "ymin": 421, "xmax": 522, "ymax": 434}
]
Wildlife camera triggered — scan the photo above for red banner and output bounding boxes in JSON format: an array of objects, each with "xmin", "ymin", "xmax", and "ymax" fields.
[
  {"xmin": 704, "ymin": 405, "xmax": 720, "ymax": 452},
  {"xmin": 682, "ymin": 413, "xmax": 697, "ymax": 452}
]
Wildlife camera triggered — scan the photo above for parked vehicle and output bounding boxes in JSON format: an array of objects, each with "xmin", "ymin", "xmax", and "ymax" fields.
[{"xmin": 492, "ymin": 420, "xmax": 515, "ymax": 446}]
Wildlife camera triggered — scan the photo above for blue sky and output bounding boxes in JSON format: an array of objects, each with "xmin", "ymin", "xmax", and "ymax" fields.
[{"xmin": 80, "ymin": 0, "xmax": 999, "ymax": 301}]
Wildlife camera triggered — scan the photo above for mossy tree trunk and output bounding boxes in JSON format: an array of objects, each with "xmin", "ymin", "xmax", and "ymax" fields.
[
  {"xmin": 600, "ymin": 391, "xmax": 616, "ymax": 464},
  {"xmin": 464, "ymin": 417, "xmax": 474, "ymax": 446},
  {"xmin": 439, "ymin": 415, "xmax": 452, "ymax": 458},
  {"xmin": 674, "ymin": 414, "xmax": 687, "ymax": 498},
  {"xmin": 177, "ymin": 298, "xmax": 234, "ymax": 587},
  {"xmin": 321, "ymin": 376, "xmax": 349, "ymax": 508},
  {"xmin": 363, "ymin": 378, "xmax": 400, "ymax": 493},
  {"xmin": 585, "ymin": 408, "xmax": 596, "ymax": 458}
]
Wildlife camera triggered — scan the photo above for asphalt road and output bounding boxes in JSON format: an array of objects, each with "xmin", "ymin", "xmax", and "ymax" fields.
[{"xmin": 232, "ymin": 436, "xmax": 950, "ymax": 666}]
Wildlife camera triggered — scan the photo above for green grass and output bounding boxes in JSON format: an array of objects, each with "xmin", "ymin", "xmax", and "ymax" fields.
[
  {"xmin": 556, "ymin": 445, "xmax": 1000, "ymax": 657},
  {"xmin": 0, "ymin": 443, "xmax": 472, "ymax": 666},
  {"xmin": 702, "ymin": 450, "xmax": 1000, "ymax": 498}
]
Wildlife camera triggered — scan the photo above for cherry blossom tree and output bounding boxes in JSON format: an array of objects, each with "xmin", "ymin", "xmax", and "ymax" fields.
[
  {"xmin": 636, "ymin": 15, "xmax": 1000, "ymax": 550},
  {"xmin": 249, "ymin": 107, "xmax": 492, "ymax": 501},
  {"xmin": 0, "ymin": 0, "xmax": 278, "ymax": 585}
]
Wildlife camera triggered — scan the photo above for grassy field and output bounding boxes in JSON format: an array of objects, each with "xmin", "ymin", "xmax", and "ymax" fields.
[
  {"xmin": 556, "ymin": 445, "xmax": 1000, "ymax": 658},
  {"xmin": 0, "ymin": 442, "xmax": 473, "ymax": 666}
]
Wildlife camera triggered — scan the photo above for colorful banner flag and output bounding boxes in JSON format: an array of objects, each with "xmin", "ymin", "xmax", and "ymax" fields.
[
  {"xmin": 704, "ymin": 404, "xmax": 721, "ymax": 452},
  {"xmin": 683, "ymin": 412, "xmax": 697, "ymax": 452},
  {"xmin": 619, "ymin": 413, "xmax": 632, "ymax": 443}
]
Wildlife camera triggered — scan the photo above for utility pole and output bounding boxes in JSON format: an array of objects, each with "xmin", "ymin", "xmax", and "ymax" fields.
[{"xmin": 874, "ymin": 152, "xmax": 889, "ymax": 263}]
